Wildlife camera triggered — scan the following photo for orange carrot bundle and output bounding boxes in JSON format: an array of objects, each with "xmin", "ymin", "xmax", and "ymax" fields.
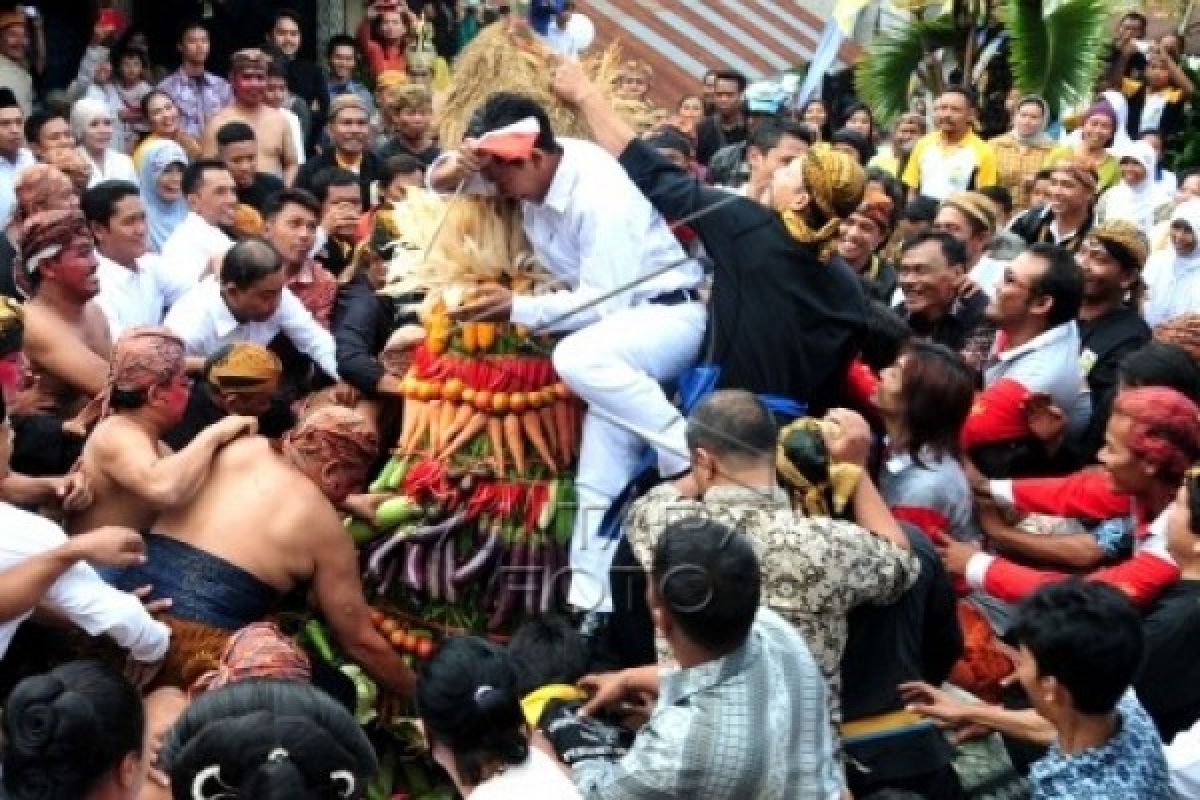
[
  {"xmin": 504, "ymin": 414, "xmax": 526, "ymax": 476},
  {"xmin": 439, "ymin": 411, "xmax": 488, "ymax": 460},
  {"xmin": 522, "ymin": 411, "xmax": 558, "ymax": 475},
  {"xmin": 488, "ymin": 416, "xmax": 507, "ymax": 475}
]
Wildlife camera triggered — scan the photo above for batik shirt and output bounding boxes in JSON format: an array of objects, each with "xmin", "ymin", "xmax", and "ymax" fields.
[
  {"xmin": 572, "ymin": 608, "xmax": 842, "ymax": 799},
  {"xmin": 1030, "ymin": 691, "xmax": 1171, "ymax": 799},
  {"xmin": 625, "ymin": 483, "xmax": 919, "ymax": 747}
]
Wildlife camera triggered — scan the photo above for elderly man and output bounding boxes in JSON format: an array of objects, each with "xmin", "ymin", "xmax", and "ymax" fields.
[
  {"xmin": 20, "ymin": 209, "xmax": 110, "ymax": 420},
  {"xmin": 104, "ymin": 406, "xmax": 415, "ymax": 695},
  {"xmin": 295, "ymin": 95, "xmax": 379, "ymax": 209},
  {"xmin": 201, "ymin": 48, "xmax": 298, "ymax": 183},
  {"xmin": 623, "ymin": 391, "xmax": 917, "ymax": 756},
  {"xmin": 895, "ymin": 229, "xmax": 993, "ymax": 363},
  {"xmin": 163, "ymin": 342, "xmax": 291, "ymax": 451},
  {"xmin": 70, "ymin": 327, "xmax": 256, "ymax": 537}
]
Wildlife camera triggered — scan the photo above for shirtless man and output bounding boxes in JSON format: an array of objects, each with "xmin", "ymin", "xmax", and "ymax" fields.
[
  {"xmin": 70, "ymin": 327, "xmax": 255, "ymax": 536},
  {"xmin": 105, "ymin": 406, "xmax": 415, "ymax": 695},
  {"xmin": 19, "ymin": 209, "xmax": 110, "ymax": 418},
  {"xmin": 201, "ymin": 49, "xmax": 297, "ymax": 184}
]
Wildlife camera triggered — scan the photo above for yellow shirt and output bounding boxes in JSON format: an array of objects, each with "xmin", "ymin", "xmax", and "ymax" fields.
[{"xmin": 902, "ymin": 130, "xmax": 997, "ymax": 199}]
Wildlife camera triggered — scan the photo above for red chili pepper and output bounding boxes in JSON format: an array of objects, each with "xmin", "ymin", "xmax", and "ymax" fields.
[
  {"xmin": 524, "ymin": 481, "xmax": 548, "ymax": 532},
  {"xmin": 466, "ymin": 483, "xmax": 498, "ymax": 520},
  {"xmin": 403, "ymin": 460, "xmax": 448, "ymax": 498}
]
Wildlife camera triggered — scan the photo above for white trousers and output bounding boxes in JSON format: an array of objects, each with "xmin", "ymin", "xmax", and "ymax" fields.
[{"xmin": 552, "ymin": 300, "xmax": 706, "ymax": 611}]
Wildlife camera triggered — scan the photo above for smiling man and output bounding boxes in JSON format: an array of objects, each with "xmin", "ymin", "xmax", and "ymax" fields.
[
  {"xmin": 295, "ymin": 95, "xmax": 379, "ymax": 209},
  {"xmin": 262, "ymin": 189, "xmax": 337, "ymax": 328},
  {"xmin": 160, "ymin": 160, "xmax": 237, "ymax": 284},
  {"xmin": 894, "ymin": 230, "xmax": 992, "ymax": 359},
  {"xmin": 1010, "ymin": 161, "xmax": 1098, "ymax": 254},
  {"xmin": 836, "ymin": 188, "xmax": 897, "ymax": 302}
]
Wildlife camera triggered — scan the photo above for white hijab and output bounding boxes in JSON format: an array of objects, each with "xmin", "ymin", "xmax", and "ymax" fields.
[
  {"xmin": 1101, "ymin": 140, "xmax": 1167, "ymax": 230},
  {"xmin": 1143, "ymin": 199, "xmax": 1200, "ymax": 326}
]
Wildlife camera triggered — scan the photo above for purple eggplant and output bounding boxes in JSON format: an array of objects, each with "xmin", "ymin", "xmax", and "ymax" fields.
[
  {"xmin": 453, "ymin": 531, "xmax": 502, "ymax": 585},
  {"xmin": 404, "ymin": 542, "xmax": 426, "ymax": 592},
  {"xmin": 379, "ymin": 556, "xmax": 401, "ymax": 596},
  {"xmin": 366, "ymin": 530, "xmax": 407, "ymax": 581},
  {"xmin": 403, "ymin": 511, "xmax": 467, "ymax": 544},
  {"xmin": 540, "ymin": 538, "xmax": 561, "ymax": 614},
  {"xmin": 426, "ymin": 537, "xmax": 443, "ymax": 601},
  {"xmin": 524, "ymin": 537, "xmax": 541, "ymax": 616},
  {"xmin": 444, "ymin": 535, "xmax": 459, "ymax": 604},
  {"xmin": 487, "ymin": 541, "xmax": 523, "ymax": 631}
]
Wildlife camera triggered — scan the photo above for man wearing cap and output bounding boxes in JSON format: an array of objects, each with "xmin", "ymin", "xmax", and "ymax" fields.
[
  {"xmin": 1010, "ymin": 161, "xmax": 1098, "ymax": 254},
  {"xmin": 0, "ymin": 9, "xmax": 32, "ymax": 116},
  {"xmin": 164, "ymin": 342, "xmax": 292, "ymax": 451},
  {"xmin": 20, "ymin": 210, "xmax": 112, "ymax": 420},
  {"xmin": 836, "ymin": 188, "xmax": 898, "ymax": 303},
  {"xmin": 0, "ymin": 88, "xmax": 34, "ymax": 229},
  {"xmin": 295, "ymin": 95, "xmax": 380, "ymax": 209},
  {"xmin": 201, "ymin": 49, "xmax": 298, "ymax": 184},
  {"xmin": 70, "ymin": 327, "xmax": 257, "ymax": 537}
]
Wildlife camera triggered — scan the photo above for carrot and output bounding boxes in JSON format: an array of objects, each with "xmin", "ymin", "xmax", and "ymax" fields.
[
  {"xmin": 439, "ymin": 411, "xmax": 488, "ymax": 460},
  {"xmin": 441, "ymin": 402, "xmax": 475, "ymax": 452},
  {"xmin": 504, "ymin": 413, "xmax": 527, "ymax": 476},
  {"xmin": 437, "ymin": 400, "xmax": 458, "ymax": 451},
  {"xmin": 425, "ymin": 399, "xmax": 443, "ymax": 453},
  {"xmin": 488, "ymin": 416, "xmax": 507, "ymax": 476},
  {"xmin": 538, "ymin": 406, "xmax": 559, "ymax": 467},
  {"xmin": 402, "ymin": 399, "xmax": 428, "ymax": 453},
  {"xmin": 522, "ymin": 411, "xmax": 558, "ymax": 474},
  {"xmin": 553, "ymin": 398, "xmax": 573, "ymax": 466}
]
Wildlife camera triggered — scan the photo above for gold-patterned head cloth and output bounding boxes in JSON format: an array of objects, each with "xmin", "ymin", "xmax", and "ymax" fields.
[
  {"xmin": 0, "ymin": 296, "xmax": 22, "ymax": 355},
  {"xmin": 775, "ymin": 417, "xmax": 863, "ymax": 517},
  {"xmin": 940, "ymin": 191, "xmax": 998, "ymax": 235},
  {"xmin": 231, "ymin": 204, "xmax": 264, "ymax": 239},
  {"xmin": 204, "ymin": 342, "xmax": 282, "ymax": 395},
  {"xmin": 1089, "ymin": 219, "xmax": 1149, "ymax": 272},
  {"xmin": 780, "ymin": 143, "xmax": 866, "ymax": 261}
]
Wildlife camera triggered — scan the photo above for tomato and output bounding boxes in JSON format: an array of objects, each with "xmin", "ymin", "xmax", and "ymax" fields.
[
  {"xmin": 492, "ymin": 392, "xmax": 509, "ymax": 415},
  {"xmin": 473, "ymin": 390, "xmax": 493, "ymax": 412},
  {"xmin": 508, "ymin": 392, "xmax": 528, "ymax": 414},
  {"xmin": 368, "ymin": 609, "xmax": 385, "ymax": 627},
  {"xmin": 442, "ymin": 378, "xmax": 464, "ymax": 403},
  {"xmin": 389, "ymin": 629, "xmax": 408, "ymax": 649},
  {"xmin": 414, "ymin": 637, "xmax": 435, "ymax": 660},
  {"xmin": 415, "ymin": 382, "xmax": 439, "ymax": 402},
  {"xmin": 379, "ymin": 618, "xmax": 398, "ymax": 635},
  {"xmin": 461, "ymin": 388, "xmax": 476, "ymax": 405}
]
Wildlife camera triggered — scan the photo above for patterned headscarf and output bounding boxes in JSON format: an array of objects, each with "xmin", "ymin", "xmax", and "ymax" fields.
[
  {"xmin": 781, "ymin": 143, "xmax": 866, "ymax": 261},
  {"xmin": 282, "ymin": 406, "xmax": 379, "ymax": 499},
  {"xmin": 775, "ymin": 417, "xmax": 863, "ymax": 517},
  {"xmin": 854, "ymin": 188, "xmax": 894, "ymax": 234},
  {"xmin": 189, "ymin": 622, "xmax": 311, "ymax": 697},
  {"xmin": 137, "ymin": 139, "xmax": 189, "ymax": 251},
  {"xmin": 107, "ymin": 326, "xmax": 185, "ymax": 397},
  {"xmin": 1050, "ymin": 160, "xmax": 1099, "ymax": 194},
  {"xmin": 940, "ymin": 191, "xmax": 999, "ymax": 235},
  {"xmin": 1154, "ymin": 313, "xmax": 1200, "ymax": 362},
  {"xmin": 229, "ymin": 48, "xmax": 269, "ymax": 75},
  {"xmin": 205, "ymin": 342, "xmax": 282, "ymax": 394}
]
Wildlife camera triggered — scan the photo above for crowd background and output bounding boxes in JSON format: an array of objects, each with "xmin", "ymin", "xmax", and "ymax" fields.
[{"xmin": 3, "ymin": 0, "xmax": 1200, "ymax": 799}]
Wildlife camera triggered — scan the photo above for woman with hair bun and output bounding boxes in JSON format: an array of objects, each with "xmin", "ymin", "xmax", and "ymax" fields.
[
  {"xmin": 161, "ymin": 679, "xmax": 375, "ymax": 800},
  {"xmin": 417, "ymin": 636, "xmax": 581, "ymax": 798},
  {"xmin": 1, "ymin": 660, "xmax": 146, "ymax": 800}
]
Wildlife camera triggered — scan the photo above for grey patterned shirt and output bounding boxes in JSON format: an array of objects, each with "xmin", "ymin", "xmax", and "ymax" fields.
[{"xmin": 572, "ymin": 608, "xmax": 842, "ymax": 799}]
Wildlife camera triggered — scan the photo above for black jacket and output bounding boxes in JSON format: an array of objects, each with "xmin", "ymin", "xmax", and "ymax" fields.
[
  {"xmin": 695, "ymin": 113, "xmax": 747, "ymax": 167},
  {"xmin": 331, "ymin": 273, "xmax": 413, "ymax": 395},
  {"xmin": 619, "ymin": 139, "xmax": 867, "ymax": 413},
  {"xmin": 295, "ymin": 149, "xmax": 382, "ymax": 210}
]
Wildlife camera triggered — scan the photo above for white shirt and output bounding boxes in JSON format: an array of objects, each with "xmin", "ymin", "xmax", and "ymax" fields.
[
  {"xmin": 164, "ymin": 276, "xmax": 339, "ymax": 379},
  {"xmin": 95, "ymin": 252, "xmax": 194, "ymax": 339},
  {"xmin": 160, "ymin": 211, "xmax": 234, "ymax": 283},
  {"xmin": 543, "ymin": 12, "xmax": 595, "ymax": 58},
  {"xmin": 1142, "ymin": 248, "xmax": 1200, "ymax": 328},
  {"xmin": 985, "ymin": 320, "xmax": 1092, "ymax": 437},
  {"xmin": 437, "ymin": 138, "xmax": 702, "ymax": 332},
  {"xmin": 82, "ymin": 148, "xmax": 138, "ymax": 188},
  {"xmin": 0, "ymin": 503, "xmax": 169, "ymax": 662},
  {"xmin": 283, "ymin": 108, "xmax": 306, "ymax": 167},
  {"xmin": 0, "ymin": 147, "xmax": 35, "ymax": 229},
  {"xmin": 474, "ymin": 747, "xmax": 582, "ymax": 799},
  {"xmin": 1167, "ymin": 716, "xmax": 1200, "ymax": 798}
]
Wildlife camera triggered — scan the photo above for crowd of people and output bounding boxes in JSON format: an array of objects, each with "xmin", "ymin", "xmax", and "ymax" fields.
[{"xmin": 3, "ymin": 0, "xmax": 1200, "ymax": 798}]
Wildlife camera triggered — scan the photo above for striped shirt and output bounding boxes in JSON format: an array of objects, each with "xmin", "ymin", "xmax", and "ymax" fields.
[{"xmin": 572, "ymin": 609, "xmax": 841, "ymax": 799}]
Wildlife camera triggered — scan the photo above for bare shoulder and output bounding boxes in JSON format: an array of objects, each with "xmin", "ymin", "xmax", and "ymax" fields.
[
  {"xmin": 87, "ymin": 415, "xmax": 150, "ymax": 456},
  {"xmin": 213, "ymin": 434, "xmax": 275, "ymax": 465}
]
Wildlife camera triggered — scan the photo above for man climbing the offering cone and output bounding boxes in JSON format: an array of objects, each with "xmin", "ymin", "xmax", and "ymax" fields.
[{"xmin": 428, "ymin": 92, "xmax": 707, "ymax": 614}]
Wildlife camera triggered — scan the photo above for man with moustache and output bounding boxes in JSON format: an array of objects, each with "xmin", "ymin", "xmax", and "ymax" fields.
[{"xmin": 201, "ymin": 49, "xmax": 298, "ymax": 184}]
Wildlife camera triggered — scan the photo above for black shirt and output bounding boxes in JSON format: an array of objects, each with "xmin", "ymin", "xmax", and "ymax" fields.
[
  {"xmin": 375, "ymin": 137, "xmax": 442, "ymax": 170},
  {"xmin": 1078, "ymin": 306, "xmax": 1150, "ymax": 458},
  {"xmin": 1010, "ymin": 205, "xmax": 1094, "ymax": 254},
  {"xmin": 0, "ymin": 234, "xmax": 17, "ymax": 299},
  {"xmin": 695, "ymin": 113, "xmax": 748, "ymax": 167},
  {"xmin": 619, "ymin": 139, "xmax": 866, "ymax": 413},
  {"xmin": 1136, "ymin": 579, "xmax": 1200, "ymax": 741},
  {"xmin": 295, "ymin": 149, "xmax": 382, "ymax": 210},
  {"xmin": 900, "ymin": 290, "xmax": 992, "ymax": 353},
  {"xmin": 163, "ymin": 384, "xmax": 295, "ymax": 452},
  {"xmin": 237, "ymin": 172, "xmax": 285, "ymax": 211},
  {"xmin": 331, "ymin": 273, "xmax": 419, "ymax": 395}
]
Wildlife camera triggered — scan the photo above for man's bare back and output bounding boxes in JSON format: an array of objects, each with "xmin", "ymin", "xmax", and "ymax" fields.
[
  {"xmin": 152, "ymin": 436, "xmax": 322, "ymax": 591},
  {"xmin": 203, "ymin": 105, "xmax": 296, "ymax": 181},
  {"xmin": 23, "ymin": 300, "xmax": 110, "ymax": 415}
]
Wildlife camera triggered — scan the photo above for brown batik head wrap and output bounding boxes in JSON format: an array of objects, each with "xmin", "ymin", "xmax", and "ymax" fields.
[
  {"xmin": 189, "ymin": 621, "xmax": 312, "ymax": 697},
  {"xmin": 102, "ymin": 326, "xmax": 186, "ymax": 417},
  {"xmin": 205, "ymin": 342, "xmax": 282, "ymax": 395},
  {"xmin": 283, "ymin": 406, "xmax": 379, "ymax": 498},
  {"xmin": 18, "ymin": 209, "xmax": 90, "ymax": 297},
  {"xmin": 12, "ymin": 164, "xmax": 74, "ymax": 228}
]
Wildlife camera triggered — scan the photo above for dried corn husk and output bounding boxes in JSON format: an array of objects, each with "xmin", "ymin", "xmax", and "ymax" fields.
[{"xmin": 436, "ymin": 20, "xmax": 622, "ymax": 147}]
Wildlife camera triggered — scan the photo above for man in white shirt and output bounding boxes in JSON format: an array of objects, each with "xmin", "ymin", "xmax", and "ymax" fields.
[
  {"xmin": 0, "ymin": 10, "xmax": 32, "ymax": 116},
  {"xmin": 160, "ymin": 160, "xmax": 237, "ymax": 285},
  {"xmin": 0, "ymin": 88, "xmax": 34, "ymax": 228},
  {"xmin": 431, "ymin": 93, "xmax": 706, "ymax": 611},
  {"xmin": 83, "ymin": 180, "xmax": 193, "ymax": 339},
  {"xmin": 164, "ymin": 237, "xmax": 339, "ymax": 381},
  {"xmin": 543, "ymin": 0, "xmax": 594, "ymax": 59},
  {"xmin": 0, "ymin": 391, "xmax": 169, "ymax": 666}
]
